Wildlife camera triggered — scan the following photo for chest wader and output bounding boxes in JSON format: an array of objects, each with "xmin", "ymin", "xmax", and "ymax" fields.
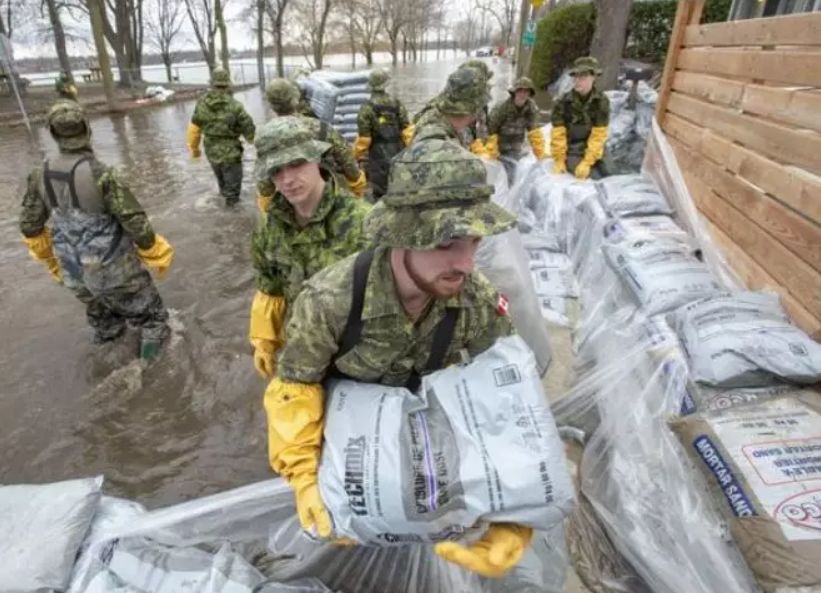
[
  {"xmin": 330, "ymin": 249, "xmax": 458, "ymax": 392},
  {"xmin": 563, "ymin": 100, "xmax": 611, "ymax": 180},
  {"xmin": 367, "ymin": 103, "xmax": 403, "ymax": 200}
]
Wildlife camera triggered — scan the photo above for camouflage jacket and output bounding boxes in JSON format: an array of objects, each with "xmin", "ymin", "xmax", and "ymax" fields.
[
  {"xmin": 19, "ymin": 149, "xmax": 155, "ymax": 249},
  {"xmin": 191, "ymin": 90, "xmax": 256, "ymax": 164},
  {"xmin": 257, "ymin": 115, "xmax": 361, "ymax": 199},
  {"xmin": 357, "ymin": 91, "xmax": 409, "ymax": 141},
  {"xmin": 252, "ymin": 176, "xmax": 371, "ymax": 303},
  {"xmin": 488, "ymin": 97, "xmax": 539, "ymax": 153},
  {"xmin": 412, "ymin": 107, "xmax": 466, "ymax": 147},
  {"xmin": 551, "ymin": 87, "xmax": 610, "ymax": 136},
  {"xmin": 277, "ymin": 246, "xmax": 514, "ymax": 386}
]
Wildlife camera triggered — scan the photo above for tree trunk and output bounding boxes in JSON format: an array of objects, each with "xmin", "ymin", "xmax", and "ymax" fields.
[
  {"xmin": 389, "ymin": 35, "xmax": 398, "ymax": 66},
  {"xmin": 256, "ymin": 0, "xmax": 265, "ymax": 87},
  {"xmin": 590, "ymin": 0, "xmax": 633, "ymax": 90},
  {"xmin": 163, "ymin": 56, "xmax": 173, "ymax": 82},
  {"xmin": 365, "ymin": 45, "xmax": 373, "ymax": 66},
  {"xmin": 215, "ymin": 0, "xmax": 230, "ymax": 71},
  {"xmin": 89, "ymin": 0, "xmax": 118, "ymax": 110},
  {"xmin": 401, "ymin": 34, "xmax": 407, "ymax": 64},
  {"xmin": 274, "ymin": 19, "xmax": 285, "ymax": 76},
  {"xmin": 46, "ymin": 0, "xmax": 73, "ymax": 78}
]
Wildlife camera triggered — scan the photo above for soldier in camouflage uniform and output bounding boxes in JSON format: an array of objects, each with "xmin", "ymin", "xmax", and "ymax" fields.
[
  {"xmin": 249, "ymin": 116, "xmax": 371, "ymax": 379},
  {"xmin": 486, "ymin": 77, "xmax": 547, "ymax": 182},
  {"xmin": 413, "ymin": 67, "xmax": 491, "ymax": 157},
  {"xmin": 187, "ymin": 68, "xmax": 256, "ymax": 205},
  {"xmin": 19, "ymin": 101, "xmax": 173, "ymax": 360},
  {"xmin": 260, "ymin": 78, "xmax": 366, "ymax": 207},
  {"xmin": 352, "ymin": 69, "xmax": 414, "ymax": 200},
  {"xmin": 54, "ymin": 71, "xmax": 78, "ymax": 101},
  {"xmin": 550, "ymin": 56, "xmax": 611, "ymax": 180},
  {"xmin": 263, "ymin": 138, "xmax": 534, "ymax": 578}
]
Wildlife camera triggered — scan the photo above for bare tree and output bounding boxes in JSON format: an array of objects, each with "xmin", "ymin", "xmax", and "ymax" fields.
[
  {"xmin": 147, "ymin": 0, "xmax": 185, "ymax": 82},
  {"xmin": 80, "ymin": 0, "xmax": 144, "ymax": 85},
  {"xmin": 215, "ymin": 0, "xmax": 229, "ymax": 70},
  {"xmin": 42, "ymin": 0, "xmax": 73, "ymax": 77},
  {"xmin": 256, "ymin": 0, "xmax": 265, "ymax": 86},
  {"xmin": 475, "ymin": 0, "xmax": 515, "ymax": 49},
  {"xmin": 590, "ymin": 0, "xmax": 633, "ymax": 89},
  {"xmin": 378, "ymin": 0, "xmax": 405, "ymax": 66},
  {"xmin": 0, "ymin": 0, "xmax": 30, "ymax": 38},
  {"xmin": 341, "ymin": 0, "xmax": 381, "ymax": 66},
  {"xmin": 184, "ymin": 0, "xmax": 217, "ymax": 71},
  {"xmin": 292, "ymin": 0, "xmax": 333, "ymax": 69},
  {"xmin": 264, "ymin": 0, "xmax": 290, "ymax": 76}
]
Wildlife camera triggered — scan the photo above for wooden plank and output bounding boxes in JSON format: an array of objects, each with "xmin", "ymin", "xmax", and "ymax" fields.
[
  {"xmin": 663, "ymin": 113, "xmax": 821, "ymax": 225},
  {"xmin": 656, "ymin": 0, "xmax": 703, "ymax": 125},
  {"xmin": 702, "ymin": 219, "xmax": 821, "ymax": 340},
  {"xmin": 679, "ymin": 166, "xmax": 821, "ymax": 319},
  {"xmin": 667, "ymin": 91, "xmax": 821, "ymax": 176},
  {"xmin": 678, "ymin": 48, "xmax": 821, "ymax": 88},
  {"xmin": 671, "ymin": 71, "xmax": 821, "ymax": 134},
  {"xmin": 683, "ymin": 11, "xmax": 821, "ymax": 47},
  {"xmin": 671, "ymin": 140, "xmax": 821, "ymax": 274}
]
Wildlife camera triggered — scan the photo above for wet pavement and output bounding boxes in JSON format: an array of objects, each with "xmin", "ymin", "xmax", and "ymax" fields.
[{"xmin": 0, "ymin": 57, "xmax": 514, "ymax": 508}]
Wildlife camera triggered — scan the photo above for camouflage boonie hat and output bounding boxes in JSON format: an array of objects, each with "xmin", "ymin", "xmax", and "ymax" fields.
[
  {"xmin": 509, "ymin": 76, "xmax": 535, "ymax": 95},
  {"xmin": 211, "ymin": 68, "xmax": 232, "ymax": 88},
  {"xmin": 254, "ymin": 116, "xmax": 331, "ymax": 181},
  {"xmin": 368, "ymin": 68, "xmax": 390, "ymax": 92},
  {"xmin": 439, "ymin": 67, "xmax": 491, "ymax": 116},
  {"xmin": 569, "ymin": 56, "xmax": 602, "ymax": 76},
  {"xmin": 460, "ymin": 59, "xmax": 493, "ymax": 82},
  {"xmin": 47, "ymin": 100, "xmax": 91, "ymax": 150},
  {"xmin": 365, "ymin": 138, "xmax": 515, "ymax": 249},
  {"xmin": 266, "ymin": 78, "xmax": 301, "ymax": 113}
]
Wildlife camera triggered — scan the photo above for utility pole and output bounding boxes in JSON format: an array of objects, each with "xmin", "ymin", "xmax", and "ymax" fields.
[
  {"xmin": 88, "ymin": 0, "xmax": 118, "ymax": 111},
  {"xmin": 514, "ymin": 0, "xmax": 530, "ymax": 77}
]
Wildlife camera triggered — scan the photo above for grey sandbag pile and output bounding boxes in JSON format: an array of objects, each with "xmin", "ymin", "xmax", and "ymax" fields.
[
  {"xmin": 669, "ymin": 292, "xmax": 821, "ymax": 387},
  {"xmin": 318, "ymin": 335, "xmax": 575, "ymax": 544},
  {"xmin": 0, "ymin": 476, "xmax": 102, "ymax": 593},
  {"xmin": 311, "ymin": 70, "xmax": 371, "ymax": 143},
  {"xmin": 296, "ymin": 77, "xmax": 339, "ymax": 123}
]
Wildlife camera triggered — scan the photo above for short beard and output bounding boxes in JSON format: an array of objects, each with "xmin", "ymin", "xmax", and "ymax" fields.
[{"xmin": 403, "ymin": 251, "xmax": 465, "ymax": 298}]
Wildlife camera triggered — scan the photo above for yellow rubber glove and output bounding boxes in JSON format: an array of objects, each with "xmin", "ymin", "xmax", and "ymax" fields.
[
  {"xmin": 401, "ymin": 125, "xmax": 415, "ymax": 146},
  {"xmin": 264, "ymin": 377, "xmax": 332, "ymax": 538},
  {"xmin": 67, "ymin": 84, "xmax": 78, "ymax": 99},
  {"xmin": 249, "ymin": 291, "xmax": 286, "ymax": 379},
  {"xmin": 484, "ymin": 134, "xmax": 500, "ymax": 159},
  {"xmin": 582, "ymin": 126, "xmax": 608, "ymax": 164},
  {"xmin": 550, "ymin": 126, "xmax": 568, "ymax": 172},
  {"xmin": 137, "ymin": 234, "xmax": 174, "ymax": 278},
  {"xmin": 22, "ymin": 230, "xmax": 62, "ymax": 283},
  {"xmin": 352, "ymin": 135, "xmax": 372, "ymax": 161},
  {"xmin": 527, "ymin": 128, "xmax": 547, "ymax": 160},
  {"xmin": 257, "ymin": 191, "xmax": 273, "ymax": 214},
  {"xmin": 186, "ymin": 122, "xmax": 202, "ymax": 159},
  {"xmin": 574, "ymin": 161, "xmax": 592, "ymax": 180},
  {"xmin": 347, "ymin": 170, "xmax": 367, "ymax": 198},
  {"xmin": 434, "ymin": 523, "xmax": 533, "ymax": 578},
  {"xmin": 469, "ymin": 138, "xmax": 489, "ymax": 159}
]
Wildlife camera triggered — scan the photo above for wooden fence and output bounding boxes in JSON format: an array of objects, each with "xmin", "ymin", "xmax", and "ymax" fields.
[{"xmin": 655, "ymin": 0, "xmax": 821, "ymax": 338}]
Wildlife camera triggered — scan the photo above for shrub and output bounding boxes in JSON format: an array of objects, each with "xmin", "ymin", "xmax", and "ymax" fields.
[{"xmin": 529, "ymin": 3, "xmax": 595, "ymax": 89}]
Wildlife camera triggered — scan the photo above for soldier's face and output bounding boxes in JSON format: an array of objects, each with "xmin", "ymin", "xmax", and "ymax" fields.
[
  {"xmin": 573, "ymin": 73, "xmax": 595, "ymax": 95},
  {"xmin": 513, "ymin": 90, "xmax": 530, "ymax": 106},
  {"xmin": 273, "ymin": 160, "xmax": 323, "ymax": 205},
  {"xmin": 449, "ymin": 114, "xmax": 477, "ymax": 132},
  {"xmin": 404, "ymin": 237, "xmax": 481, "ymax": 298}
]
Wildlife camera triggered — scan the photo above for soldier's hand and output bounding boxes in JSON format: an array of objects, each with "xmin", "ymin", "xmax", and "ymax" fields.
[
  {"xmin": 552, "ymin": 160, "xmax": 567, "ymax": 175},
  {"xmin": 190, "ymin": 148, "xmax": 201, "ymax": 160},
  {"xmin": 574, "ymin": 161, "xmax": 592, "ymax": 180}
]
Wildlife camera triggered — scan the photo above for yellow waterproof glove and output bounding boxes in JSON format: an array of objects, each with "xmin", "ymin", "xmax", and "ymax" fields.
[
  {"xmin": 23, "ymin": 230, "xmax": 62, "ymax": 283},
  {"xmin": 485, "ymin": 134, "xmax": 500, "ymax": 159},
  {"xmin": 469, "ymin": 138, "xmax": 488, "ymax": 159},
  {"xmin": 186, "ymin": 122, "xmax": 202, "ymax": 159},
  {"xmin": 264, "ymin": 377, "xmax": 332, "ymax": 538},
  {"xmin": 527, "ymin": 128, "xmax": 547, "ymax": 160},
  {"xmin": 435, "ymin": 523, "xmax": 533, "ymax": 578},
  {"xmin": 550, "ymin": 126, "xmax": 568, "ymax": 172},
  {"xmin": 249, "ymin": 291, "xmax": 286, "ymax": 379},
  {"xmin": 574, "ymin": 161, "xmax": 592, "ymax": 180},
  {"xmin": 257, "ymin": 191, "xmax": 273, "ymax": 214},
  {"xmin": 582, "ymin": 125, "xmax": 608, "ymax": 164},
  {"xmin": 347, "ymin": 170, "xmax": 367, "ymax": 198},
  {"xmin": 352, "ymin": 135, "xmax": 372, "ymax": 161},
  {"xmin": 137, "ymin": 234, "xmax": 174, "ymax": 277},
  {"xmin": 66, "ymin": 84, "xmax": 78, "ymax": 99},
  {"xmin": 401, "ymin": 125, "xmax": 415, "ymax": 146}
]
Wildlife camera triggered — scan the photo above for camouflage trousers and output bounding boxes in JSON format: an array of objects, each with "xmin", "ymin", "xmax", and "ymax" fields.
[
  {"xmin": 209, "ymin": 160, "xmax": 243, "ymax": 204},
  {"xmin": 60, "ymin": 248, "xmax": 169, "ymax": 344}
]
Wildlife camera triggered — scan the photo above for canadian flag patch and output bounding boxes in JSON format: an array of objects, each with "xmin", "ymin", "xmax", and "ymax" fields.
[{"xmin": 496, "ymin": 294, "xmax": 509, "ymax": 316}]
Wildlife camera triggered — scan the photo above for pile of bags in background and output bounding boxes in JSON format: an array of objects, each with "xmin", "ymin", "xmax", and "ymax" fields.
[
  {"xmin": 510, "ymin": 119, "xmax": 821, "ymax": 593},
  {"xmin": 298, "ymin": 71, "xmax": 371, "ymax": 143}
]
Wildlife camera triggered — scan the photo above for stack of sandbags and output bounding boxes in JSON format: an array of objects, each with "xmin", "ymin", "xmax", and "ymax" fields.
[{"xmin": 311, "ymin": 70, "xmax": 371, "ymax": 143}]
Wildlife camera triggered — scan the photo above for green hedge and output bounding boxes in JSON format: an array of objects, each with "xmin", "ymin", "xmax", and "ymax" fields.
[{"xmin": 529, "ymin": 0, "xmax": 732, "ymax": 88}]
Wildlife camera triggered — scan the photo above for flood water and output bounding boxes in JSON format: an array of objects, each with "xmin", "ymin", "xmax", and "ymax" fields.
[{"xmin": 0, "ymin": 57, "xmax": 513, "ymax": 507}]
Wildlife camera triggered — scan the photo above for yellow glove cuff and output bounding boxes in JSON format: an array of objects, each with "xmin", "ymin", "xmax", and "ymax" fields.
[
  {"xmin": 186, "ymin": 122, "xmax": 202, "ymax": 156},
  {"xmin": 347, "ymin": 170, "xmax": 367, "ymax": 198},
  {"xmin": 264, "ymin": 378, "xmax": 325, "ymax": 479},
  {"xmin": 23, "ymin": 229, "xmax": 55, "ymax": 261},
  {"xmin": 485, "ymin": 134, "xmax": 500, "ymax": 159},
  {"xmin": 583, "ymin": 125, "xmax": 608, "ymax": 164},
  {"xmin": 550, "ymin": 126, "xmax": 568, "ymax": 162},
  {"xmin": 352, "ymin": 135, "xmax": 372, "ymax": 161},
  {"xmin": 257, "ymin": 192, "xmax": 273, "ymax": 214},
  {"xmin": 249, "ymin": 291, "xmax": 286, "ymax": 344},
  {"xmin": 401, "ymin": 125, "xmax": 415, "ymax": 146},
  {"xmin": 527, "ymin": 128, "xmax": 547, "ymax": 160},
  {"xmin": 137, "ymin": 234, "xmax": 174, "ymax": 276},
  {"xmin": 469, "ymin": 138, "xmax": 488, "ymax": 158}
]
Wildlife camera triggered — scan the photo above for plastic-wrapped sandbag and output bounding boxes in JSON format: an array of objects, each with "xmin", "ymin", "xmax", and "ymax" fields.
[
  {"xmin": 669, "ymin": 291, "xmax": 821, "ymax": 387},
  {"xmin": 670, "ymin": 393, "xmax": 821, "ymax": 591},
  {"xmin": 336, "ymin": 93, "xmax": 370, "ymax": 106},
  {"xmin": 310, "ymin": 70, "xmax": 370, "ymax": 87},
  {"xmin": 298, "ymin": 78, "xmax": 339, "ymax": 123},
  {"xmin": 577, "ymin": 349, "xmax": 761, "ymax": 593},
  {"xmin": 334, "ymin": 103, "xmax": 360, "ymax": 116},
  {"xmin": 515, "ymin": 167, "xmax": 578, "ymax": 253},
  {"xmin": 602, "ymin": 235, "xmax": 722, "ymax": 316},
  {"xmin": 318, "ymin": 336, "xmax": 575, "ymax": 544},
  {"xmin": 335, "ymin": 84, "xmax": 369, "ymax": 96},
  {"xmin": 1, "ymin": 476, "xmax": 102, "ymax": 593},
  {"xmin": 593, "ymin": 175, "xmax": 673, "ymax": 218},
  {"xmin": 680, "ymin": 383, "xmax": 808, "ymax": 415},
  {"xmin": 601, "ymin": 215, "xmax": 688, "ymax": 245},
  {"xmin": 332, "ymin": 112, "xmax": 358, "ymax": 125}
]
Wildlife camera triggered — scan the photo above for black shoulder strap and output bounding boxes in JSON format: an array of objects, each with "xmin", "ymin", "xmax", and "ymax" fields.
[
  {"xmin": 405, "ymin": 307, "xmax": 459, "ymax": 392},
  {"xmin": 42, "ymin": 155, "xmax": 91, "ymax": 210},
  {"xmin": 319, "ymin": 121, "xmax": 329, "ymax": 142},
  {"xmin": 334, "ymin": 249, "xmax": 375, "ymax": 363}
]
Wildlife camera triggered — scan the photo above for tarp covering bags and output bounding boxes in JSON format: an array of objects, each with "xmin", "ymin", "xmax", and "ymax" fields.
[{"xmin": 309, "ymin": 70, "xmax": 372, "ymax": 143}]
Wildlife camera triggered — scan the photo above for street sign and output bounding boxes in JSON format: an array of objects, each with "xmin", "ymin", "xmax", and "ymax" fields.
[{"xmin": 523, "ymin": 20, "xmax": 536, "ymax": 47}]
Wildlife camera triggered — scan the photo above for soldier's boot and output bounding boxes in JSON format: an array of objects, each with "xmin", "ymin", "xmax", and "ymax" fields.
[
  {"xmin": 139, "ymin": 336, "xmax": 166, "ymax": 361},
  {"xmin": 222, "ymin": 162, "xmax": 243, "ymax": 207}
]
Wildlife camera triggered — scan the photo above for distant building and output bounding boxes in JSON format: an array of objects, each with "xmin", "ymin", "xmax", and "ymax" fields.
[{"xmin": 729, "ymin": 0, "xmax": 820, "ymax": 19}]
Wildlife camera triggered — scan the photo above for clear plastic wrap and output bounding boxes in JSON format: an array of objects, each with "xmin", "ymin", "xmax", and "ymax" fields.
[
  {"xmin": 1, "ymin": 476, "xmax": 103, "ymax": 592},
  {"xmin": 297, "ymin": 77, "xmax": 339, "ymax": 123},
  {"xmin": 310, "ymin": 70, "xmax": 371, "ymax": 87}
]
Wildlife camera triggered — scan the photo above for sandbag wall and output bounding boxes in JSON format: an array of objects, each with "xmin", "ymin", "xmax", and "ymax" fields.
[
  {"xmin": 309, "ymin": 70, "xmax": 372, "ymax": 143},
  {"xmin": 510, "ymin": 120, "xmax": 821, "ymax": 593}
]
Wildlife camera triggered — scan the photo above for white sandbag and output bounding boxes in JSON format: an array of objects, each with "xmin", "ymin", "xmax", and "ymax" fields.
[
  {"xmin": 332, "ymin": 112, "xmax": 358, "ymax": 125},
  {"xmin": 311, "ymin": 70, "xmax": 370, "ymax": 87},
  {"xmin": 335, "ymin": 84, "xmax": 369, "ymax": 95},
  {"xmin": 334, "ymin": 103, "xmax": 361, "ymax": 116},
  {"xmin": 603, "ymin": 235, "xmax": 721, "ymax": 316},
  {"xmin": 594, "ymin": 175, "xmax": 673, "ymax": 217},
  {"xmin": 537, "ymin": 295, "xmax": 573, "ymax": 328},
  {"xmin": 679, "ymin": 383, "xmax": 811, "ymax": 416},
  {"xmin": 297, "ymin": 78, "xmax": 338, "ymax": 123},
  {"xmin": 1, "ymin": 476, "xmax": 102, "ymax": 592},
  {"xmin": 601, "ymin": 214, "xmax": 689, "ymax": 245},
  {"xmin": 515, "ymin": 168, "xmax": 578, "ymax": 252},
  {"xmin": 318, "ymin": 335, "xmax": 575, "ymax": 544},
  {"xmin": 669, "ymin": 291, "xmax": 821, "ymax": 387},
  {"xmin": 336, "ymin": 92, "xmax": 371, "ymax": 106},
  {"xmin": 531, "ymin": 266, "xmax": 577, "ymax": 299}
]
